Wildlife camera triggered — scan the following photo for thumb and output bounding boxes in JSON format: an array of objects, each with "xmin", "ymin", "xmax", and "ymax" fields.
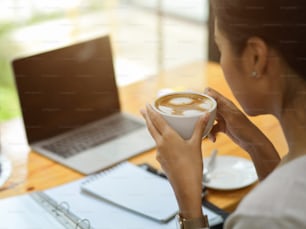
[
  {"xmin": 192, "ymin": 113, "xmax": 210, "ymax": 142},
  {"xmin": 205, "ymin": 87, "xmax": 237, "ymax": 115}
]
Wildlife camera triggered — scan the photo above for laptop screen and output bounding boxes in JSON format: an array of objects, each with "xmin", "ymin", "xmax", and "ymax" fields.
[{"xmin": 12, "ymin": 36, "xmax": 120, "ymax": 143}]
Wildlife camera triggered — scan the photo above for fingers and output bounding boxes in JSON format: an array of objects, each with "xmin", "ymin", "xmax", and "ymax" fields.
[
  {"xmin": 208, "ymin": 132, "xmax": 216, "ymax": 143},
  {"xmin": 202, "ymin": 113, "xmax": 225, "ymax": 143},
  {"xmin": 204, "ymin": 87, "xmax": 237, "ymax": 115},
  {"xmin": 145, "ymin": 104, "xmax": 173, "ymax": 136},
  {"xmin": 140, "ymin": 107, "xmax": 161, "ymax": 142},
  {"xmin": 204, "ymin": 88, "xmax": 234, "ymax": 142},
  {"xmin": 191, "ymin": 113, "xmax": 210, "ymax": 144},
  {"xmin": 204, "ymin": 87, "xmax": 224, "ymax": 104},
  {"xmin": 208, "ymin": 122, "xmax": 224, "ymax": 142},
  {"xmin": 141, "ymin": 104, "xmax": 176, "ymax": 142}
]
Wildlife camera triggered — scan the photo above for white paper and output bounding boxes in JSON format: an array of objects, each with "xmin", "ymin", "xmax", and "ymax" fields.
[{"xmin": 0, "ymin": 195, "xmax": 65, "ymax": 229}]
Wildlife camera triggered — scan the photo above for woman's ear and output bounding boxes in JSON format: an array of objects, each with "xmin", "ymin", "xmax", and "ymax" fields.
[{"xmin": 243, "ymin": 37, "xmax": 269, "ymax": 78}]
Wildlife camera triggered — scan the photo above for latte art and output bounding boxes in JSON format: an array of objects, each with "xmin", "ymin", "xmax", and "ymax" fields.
[
  {"xmin": 155, "ymin": 93, "xmax": 213, "ymax": 116},
  {"xmin": 153, "ymin": 92, "xmax": 217, "ymax": 139}
]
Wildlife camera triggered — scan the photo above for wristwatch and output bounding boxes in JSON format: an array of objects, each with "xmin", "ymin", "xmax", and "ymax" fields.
[{"xmin": 176, "ymin": 214, "xmax": 209, "ymax": 229}]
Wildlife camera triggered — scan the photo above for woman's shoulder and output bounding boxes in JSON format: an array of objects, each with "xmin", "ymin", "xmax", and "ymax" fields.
[{"xmin": 224, "ymin": 155, "xmax": 306, "ymax": 229}]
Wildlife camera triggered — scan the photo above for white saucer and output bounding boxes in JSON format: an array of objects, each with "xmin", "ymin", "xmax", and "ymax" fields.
[
  {"xmin": 0, "ymin": 155, "xmax": 12, "ymax": 187},
  {"xmin": 203, "ymin": 156, "xmax": 258, "ymax": 190}
]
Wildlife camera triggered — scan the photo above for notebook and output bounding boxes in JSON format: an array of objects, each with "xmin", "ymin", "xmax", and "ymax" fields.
[
  {"xmin": 11, "ymin": 35, "xmax": 155, "ymax": 174},
  {"xmin": 81, "ymin": 162, "xmax": 224, "ymax": 224}
]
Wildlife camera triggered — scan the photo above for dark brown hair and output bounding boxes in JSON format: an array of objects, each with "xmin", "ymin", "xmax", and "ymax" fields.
[{"xmin": 211, "ymin": 0, "xmax": 306, "ymax": 79}]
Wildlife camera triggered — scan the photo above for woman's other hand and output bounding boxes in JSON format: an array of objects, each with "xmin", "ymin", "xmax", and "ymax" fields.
[{"xmin": 205, "ymin": 87, "xmax": 280, "ymax": 179}]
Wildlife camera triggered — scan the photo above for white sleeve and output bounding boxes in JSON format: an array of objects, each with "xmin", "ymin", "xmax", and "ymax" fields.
[{"xmin": 224, "ymin": 214, "xmax": 302, "ymax": 229}]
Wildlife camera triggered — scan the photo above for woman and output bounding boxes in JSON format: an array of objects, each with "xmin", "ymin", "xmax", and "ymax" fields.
[{"xmin": 141, "ymin": 0, "xmax": 306, "ymax": 228}]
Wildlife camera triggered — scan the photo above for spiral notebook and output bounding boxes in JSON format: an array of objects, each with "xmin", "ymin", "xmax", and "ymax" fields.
[{"xmin": 81, "ymin": 162, "xmax": 178, "ymax": 223}]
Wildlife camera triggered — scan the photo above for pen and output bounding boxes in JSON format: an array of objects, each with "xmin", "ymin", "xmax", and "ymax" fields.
[
  {"xmin": 138, "ymin": 163, "xmax": 168, "ymax": 179},
  {"xmin": 138, "ymin": 163, "xmax": 208, "ymax": 199}
]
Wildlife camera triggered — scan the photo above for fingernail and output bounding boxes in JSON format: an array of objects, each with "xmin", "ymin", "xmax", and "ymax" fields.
[
  {"xmin": 208, "ymin": 133, "xmax": 216, "ymax": 143},
  {"xmin": 209, "ymin": 136, "xmax": 215, "ymax": 143}
]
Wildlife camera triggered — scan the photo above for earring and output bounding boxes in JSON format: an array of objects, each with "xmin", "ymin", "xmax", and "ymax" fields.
[{"xmin": 251, "ymin": 71, "xmax": 258, "ymax": 78}]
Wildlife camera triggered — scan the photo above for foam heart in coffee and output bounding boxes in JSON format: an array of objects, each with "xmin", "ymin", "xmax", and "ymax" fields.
[{"xmin": 155, "ymin": 93, "xmax": 213, "ymax": 116}]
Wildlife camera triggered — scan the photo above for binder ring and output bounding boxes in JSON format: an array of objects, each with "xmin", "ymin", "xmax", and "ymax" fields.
[
  {"xmin": 75, "ymin": 218, "xmax": 91, "ymax": 229},
  {"xmin": 54, "ymin": 201, "xmax": 70, "ymax": 214}
]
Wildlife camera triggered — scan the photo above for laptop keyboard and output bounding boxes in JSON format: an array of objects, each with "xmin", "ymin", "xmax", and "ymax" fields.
[{"xmin": 42, "ymin": 116, "xmax": 144, "ymax": 158}]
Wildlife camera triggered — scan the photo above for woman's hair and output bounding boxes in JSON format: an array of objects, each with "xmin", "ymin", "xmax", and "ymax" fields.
[{"xmin": 211, "ymin": 0, "xmax": 306, "ymax": 79}]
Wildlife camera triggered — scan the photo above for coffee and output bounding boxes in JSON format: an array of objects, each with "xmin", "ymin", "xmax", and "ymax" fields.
[
  {"xmin": 153, "ymin": 92, "xmax": 217, "ymax": 139},
  {"xmin": 155, "ymin": 93, "xmax": 213, "ymax": 116}
]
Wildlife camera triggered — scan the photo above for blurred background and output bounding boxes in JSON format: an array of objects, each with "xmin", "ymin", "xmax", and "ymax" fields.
[{"xmin": 0, "ymin": 0, "xmax": 210, "ymax": 122}]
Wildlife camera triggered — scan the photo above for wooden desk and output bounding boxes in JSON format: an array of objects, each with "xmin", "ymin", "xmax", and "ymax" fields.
[{"xmin": 0, "ymin": 61, "xmax": 287, "ymax": 212}]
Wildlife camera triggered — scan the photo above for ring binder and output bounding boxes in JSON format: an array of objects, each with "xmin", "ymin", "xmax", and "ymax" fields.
[
  {"xmin": 55, "ymin": 201, "xmax": 70, "ymax": 214},
  {"xmin": 75, "ymin": 219, "xmax": 91, "ymax": 229},
  {"xmin": 30, "ymin": 192, "xmax": 94, "ymax": 229},
  {"xmin": 1, "ymin": 168, "xmax": 223, "ymax": 228}
]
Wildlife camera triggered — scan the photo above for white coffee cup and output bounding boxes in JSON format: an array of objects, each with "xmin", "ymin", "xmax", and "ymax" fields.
[{"xmin": 153, "ymin": 91, "xmax": 217, "ymax": 140}]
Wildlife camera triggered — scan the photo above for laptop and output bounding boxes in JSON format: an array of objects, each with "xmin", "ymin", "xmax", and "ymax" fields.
[{"xmin": 12, "ymin": 36, "xmax": 155, "ymax": 175}]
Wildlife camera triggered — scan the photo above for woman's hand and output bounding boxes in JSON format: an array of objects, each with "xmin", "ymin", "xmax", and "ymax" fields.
[
  {"xmin": 205, "ymin": 87, "xmax": 280, "ymax": 179},
  {"xmin": 205, "ymin": 87, "xmax": 259, "ymax": 147},
  {"xmin": 140, "ymin": 104, "xmax": 209, "ymax": 218}
]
